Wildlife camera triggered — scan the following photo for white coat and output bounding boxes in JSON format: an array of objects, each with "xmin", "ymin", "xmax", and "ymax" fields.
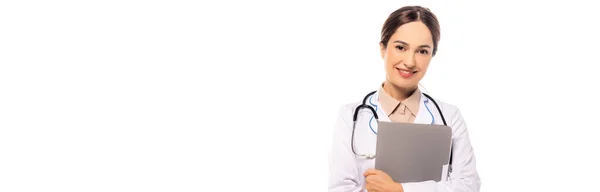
[{"xmin": 328, "ymin": 89, "xmax": 481, "ymax": 192}]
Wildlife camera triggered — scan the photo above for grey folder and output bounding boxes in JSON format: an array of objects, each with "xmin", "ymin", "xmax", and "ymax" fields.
[{"xmin": 374, "ymin": 121, "xmax": 452, "ymax": 183}]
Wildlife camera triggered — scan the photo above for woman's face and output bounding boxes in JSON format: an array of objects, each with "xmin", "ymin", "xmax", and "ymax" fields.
[{"xmin": 380, "ymin": 21, "xmax": 434, "ymax": 90}]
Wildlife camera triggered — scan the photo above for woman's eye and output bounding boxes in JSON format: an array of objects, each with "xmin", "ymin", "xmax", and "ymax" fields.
[
  {"xmin": 419, "ymin": 50, "xmax": 429, "ymax": 55},
  {"xmin": 395, "ymin": 46, "xmax": 405, "ymax": 51}
]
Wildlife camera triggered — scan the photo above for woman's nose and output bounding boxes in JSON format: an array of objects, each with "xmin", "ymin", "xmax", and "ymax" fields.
[{"xmin": 403, "ymin": 55, "xmax": 416, "ymax": 69}]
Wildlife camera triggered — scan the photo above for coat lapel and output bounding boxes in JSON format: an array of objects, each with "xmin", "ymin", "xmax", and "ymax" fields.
[{"xmin": 413, "ymin": 92, "xmax": 435, "ymax": 125}]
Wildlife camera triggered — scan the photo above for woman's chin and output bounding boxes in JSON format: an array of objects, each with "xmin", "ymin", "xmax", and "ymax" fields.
[{"xmin": 388, "ymin": 81, "xmax": 418, "ymax": 90}]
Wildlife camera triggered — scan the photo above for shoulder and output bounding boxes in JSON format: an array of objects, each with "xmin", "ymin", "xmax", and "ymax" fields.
[
  {"xmin": 336, "ymin": 90, "xmax": 379, "ymax": 114},
  {"xmin": 336, "ymin": 101, "xmax": 362, "ymax": 120},
  {"xmin": 335, "ymin": 90, "xmax": 374, "ymax": 125},
  {"xmin": 431, "ymin": 98, "xmax": 459, "ymax": 115},
  {"xmin": 425, "ymin": 95, "xmax": 465, "ymax": 125},
  {"xmin": 425, "ymin": 96, "xmax": 472, "ymax": 139},
  {"xmin": 339, "ymin": 101, "xmax": 362, "ymax": 111}
]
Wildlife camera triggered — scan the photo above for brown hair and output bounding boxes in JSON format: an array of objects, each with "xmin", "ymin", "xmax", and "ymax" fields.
[{"xmin": 380, "ymin": 6, "xmax": 441, "ymax": 56}]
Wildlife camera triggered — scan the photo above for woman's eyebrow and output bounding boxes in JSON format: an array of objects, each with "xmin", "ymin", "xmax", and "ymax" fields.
[
  {"xmin": 392, "ymin": 40, "xmax": 431, "ymax": 49},
  {"xmin": 393, "ymin": 40, "xmax": 409, "ymax": 45}
]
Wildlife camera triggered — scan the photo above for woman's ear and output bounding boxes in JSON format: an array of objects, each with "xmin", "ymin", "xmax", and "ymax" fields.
[{"xmin": 379, "ymin": 43, "xmax": 386, "ymax": 59}]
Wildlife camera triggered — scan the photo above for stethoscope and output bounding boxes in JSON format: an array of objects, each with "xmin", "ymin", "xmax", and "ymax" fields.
[{"xmin": 350, "ymin": 90, "xmax": 453, "ymax": 171}]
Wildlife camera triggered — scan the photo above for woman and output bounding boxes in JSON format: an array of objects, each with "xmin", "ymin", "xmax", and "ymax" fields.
[{"xmin": 328, "ymin": 6, "xmax": 481, "ymax": 192}]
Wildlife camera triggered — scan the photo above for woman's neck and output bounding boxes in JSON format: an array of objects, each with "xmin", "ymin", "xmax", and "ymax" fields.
[{"xmin": 382, "ymin": 81, "xmax": 417, "ymax": 102}]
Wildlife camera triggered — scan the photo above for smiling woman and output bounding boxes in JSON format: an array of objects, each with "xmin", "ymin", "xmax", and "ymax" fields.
[
  {"xmin": 379, "ymin": 6, "xmax": 439, "ymax": 101},
  {"xmin": 328, "ymin": 5, "xmax": 481, "ymax": 192}
]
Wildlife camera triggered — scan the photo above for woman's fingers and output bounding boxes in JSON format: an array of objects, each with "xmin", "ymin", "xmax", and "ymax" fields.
[{"xmin": 363, "ymin": 168, "xmax": 384, "ymax": 176}]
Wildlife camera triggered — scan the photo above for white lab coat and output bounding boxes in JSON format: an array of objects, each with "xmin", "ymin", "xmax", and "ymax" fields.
[{"xmin": 328, "ymin": 89, "xmax": 481, "ymax": 192}]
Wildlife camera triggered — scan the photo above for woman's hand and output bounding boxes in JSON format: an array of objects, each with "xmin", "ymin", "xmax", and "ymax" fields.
[{"xmin": 363, "ymin": 169, "xmax": 404, "ymax": 192}]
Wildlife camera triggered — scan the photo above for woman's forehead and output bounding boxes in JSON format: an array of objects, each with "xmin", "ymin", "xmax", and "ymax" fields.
[{"xmin": 389, "ymin": 22, "xmax": 433, "ymax": 46}]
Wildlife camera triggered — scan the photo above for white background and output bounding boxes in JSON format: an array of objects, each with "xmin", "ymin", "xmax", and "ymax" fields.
[{"xmin": 1, "ymin": 0, "xmax": 600, "ymax": 191}]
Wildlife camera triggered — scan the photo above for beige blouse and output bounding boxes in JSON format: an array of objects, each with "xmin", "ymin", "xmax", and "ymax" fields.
[{"xmin": 378, "ymin": 85, "xmax": 421, "ymax": 123}]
